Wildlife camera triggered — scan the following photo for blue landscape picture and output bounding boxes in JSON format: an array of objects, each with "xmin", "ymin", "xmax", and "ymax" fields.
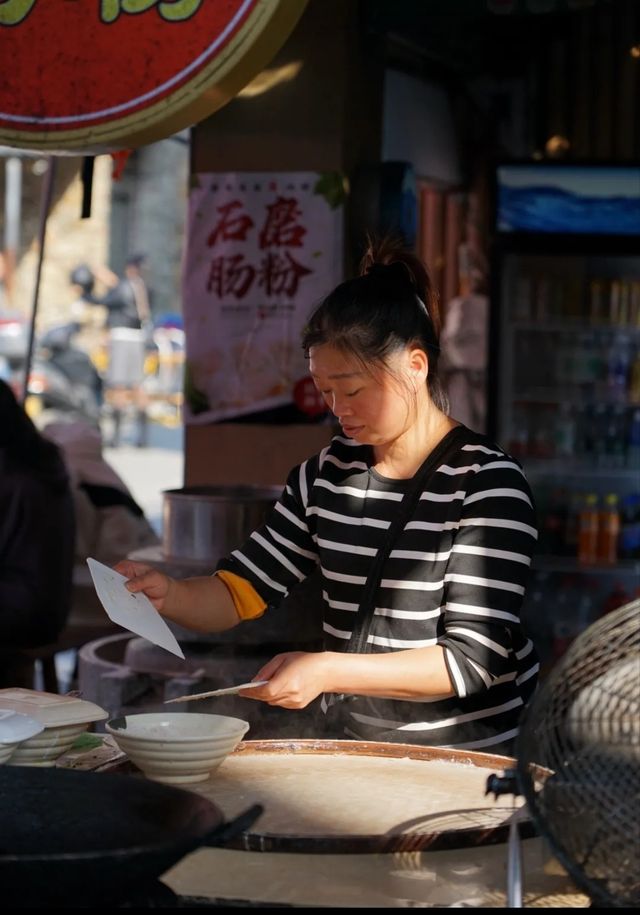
[{"xmin": 497, "ymin": 165, "xmax": 640, "ymax": 235}]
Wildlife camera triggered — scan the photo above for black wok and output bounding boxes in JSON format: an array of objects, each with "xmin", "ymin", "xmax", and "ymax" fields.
[{"xmin": 0, "ymin": 765, "xmax": 262, "ymax": 907}]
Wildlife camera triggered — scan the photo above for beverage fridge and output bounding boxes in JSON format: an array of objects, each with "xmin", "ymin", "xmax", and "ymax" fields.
[{"xmin": 487, "ymin": 162, "xmax": 640, "ymax": 674}]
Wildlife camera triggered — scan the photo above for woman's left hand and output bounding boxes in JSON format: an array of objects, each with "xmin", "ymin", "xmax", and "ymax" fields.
[{"xmin": 239, "ymin": 652, "xmax": 333, "ymax": 709}]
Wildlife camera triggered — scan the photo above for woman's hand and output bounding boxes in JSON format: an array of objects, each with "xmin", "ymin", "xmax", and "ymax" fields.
[
  {"xmin": 113, "ymin": 560, "xmax": 175, "ymax": 613},
  {"xmin": 112, "ymin": 563, "xmax": 239, "ymax": 633},
  {"xmin": 240, "ymin": 652, "xmax": 334, "ymax": 709}
]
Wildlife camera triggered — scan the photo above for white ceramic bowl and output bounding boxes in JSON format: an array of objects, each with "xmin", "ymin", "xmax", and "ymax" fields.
[
  {"xmin": 0, "ymin": 710, "xmax": 45, "ymax": 764},
  {"xmin": 105, "ymin": 712, "xmax": 250, "ymax": 784},
  {"xmin": 0, "ymin": 689, "xmax": 108, "ymax": 767},
  {"xmin": 8, "ymin": 722, "xmax": 92, "ymax": 766}
]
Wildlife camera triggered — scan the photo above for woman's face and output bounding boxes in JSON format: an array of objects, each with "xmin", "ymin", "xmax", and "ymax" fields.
[{"xmin": 308, "ymin": 343, "xmax": 427, "ymax": 446}]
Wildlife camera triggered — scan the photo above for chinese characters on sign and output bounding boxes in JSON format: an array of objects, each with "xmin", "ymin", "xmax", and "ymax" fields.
[
  {"xmin": 0, "ymin": 0, "xmax": 307, "ymax": 152},
  {"xmin": 0, "ymin": 0, "xmax": 203, "ymax": 26},
  {"xmin": 183, "ymin": 173, "xmax": 343, "ymax": 424}
]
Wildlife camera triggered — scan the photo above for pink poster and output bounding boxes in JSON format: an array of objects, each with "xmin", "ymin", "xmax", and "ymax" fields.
[{"xmin": 182, "ymin": 172, "xmax": 343, "ymax": 424}]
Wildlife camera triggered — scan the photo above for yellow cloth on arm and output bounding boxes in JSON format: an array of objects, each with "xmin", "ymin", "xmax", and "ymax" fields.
[{"xmin": 214, "ymin": 570, "xmax": 267, "ymax": 620}]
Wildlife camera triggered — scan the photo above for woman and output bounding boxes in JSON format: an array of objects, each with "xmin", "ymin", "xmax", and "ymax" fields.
[
  {"xmin": 117, "ymin": 239, "xmax": 539, "ymax": 753},
  {"xmin": 0, "ymin": 380, "xmax": 75, "ymax": 687}
]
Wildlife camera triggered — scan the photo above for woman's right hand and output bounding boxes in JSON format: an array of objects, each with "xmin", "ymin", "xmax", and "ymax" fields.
[{"xmin": 113, "ymin": 560, "xmax": 174, "ymax": 613}]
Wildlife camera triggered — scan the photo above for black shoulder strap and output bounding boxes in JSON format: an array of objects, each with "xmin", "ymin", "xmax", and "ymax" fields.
[{"xmin": 346, "ymin": 424, "xmax": 467, "ymax": 655}]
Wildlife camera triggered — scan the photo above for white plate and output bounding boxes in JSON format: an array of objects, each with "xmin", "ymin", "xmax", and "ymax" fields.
[{"xmin": 0, "ymin": 709, "xmax": 44, "ymax": 744}]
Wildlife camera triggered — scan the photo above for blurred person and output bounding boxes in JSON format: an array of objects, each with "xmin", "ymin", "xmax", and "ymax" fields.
[
  {"xmin": 439, "ymin": 289, "xmax": 488, "ymax": 434},
  {"xmin": 68, "ymin": 261, "xmax": 118, "ymax": 329},
  {"xmin": 0, "ymin": 380, "xmax": 75, "ymax": 688},
  {"xmin": 100, "ymin": 253, "xmax": 156, "ymax": 448},
  {"xmin": 439, "ymin": 244, "xmax": 489, "ymax": 434},
  {"xmin": 42, "ymin": 419, "xmax": 160, "ymax": 570},
  {"xmin": 102, "ymin": 252, "xmax": 154, "ymax": 336}
]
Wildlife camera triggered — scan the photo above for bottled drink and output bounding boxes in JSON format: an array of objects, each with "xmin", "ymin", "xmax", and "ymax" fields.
[
  {"xmin": 606, "ymin": 334, "xmax": 631, "ymax": 404},
  {"xmin": 630, "ymin": 281, "xmax": 640, "ymax": 327},
  {"xmin": 588, "ymin": 279, "xmax": 606, "ymax": 325},
  {"xmin": 593, "ymin": 334, "xmax": 608, "ymax": 400},
  {"xmin": 577, "ymin": 493, "xmax": 599, "ymax": 564},
  {"xmin": 531, "ymin": 409, "xmax": 554, "ymax": 459},
  {"xmin": 604, "ymin": 405, "xmax": 627, "ymax": 469},
  {"xmin": 626, "ymin": 408, "xmax": 640, "ymax": 469},
  {"xmin": 619, "ymin": 493, "xmax": 640, "ymax": 560},
  {"xmin": 542, "ymin": 488, "xmax": 567, "ymax": 555},
  {"xmin": 609, "ymin": 280, "xmax": 623, "ymax": 325},
  {"xmin": 564, "ymin": 489, "xmax": 581, "ymax": 557},
  {"xmin": 629, "ymin": 349, "xmax": 640, "ymax": 404},
  {"xmin": 575, "ymin": 404, "xmax": 594, "ymax": 466},
  {"xmin": 554, "ymin": 403, "xmax": 576, "ymax": 458},
  {"xmin": 592, "ymin": 404, "xmax": 608, "ymax": 468},
  {"xmin": 596, "ymin": 493, "xmax": 620, "ymax": 564}
]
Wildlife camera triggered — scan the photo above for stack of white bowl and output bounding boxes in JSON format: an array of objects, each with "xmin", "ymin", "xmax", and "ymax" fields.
[
  {"xmin": 0, "ymin": 709, "xmax": 44, "ymax": 764},
  {"xmin": 0, "ymin": 688, "xmax": 108, "ymax": 766}
]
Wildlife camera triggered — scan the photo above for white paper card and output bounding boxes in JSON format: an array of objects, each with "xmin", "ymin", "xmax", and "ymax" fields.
[
  {"xmin": 164, "ymin": 680, "xmax": 269, "ymax": 704},
  {"xmin": 87, "ymin": 557, "xmax": 185, "ymax": 659}
]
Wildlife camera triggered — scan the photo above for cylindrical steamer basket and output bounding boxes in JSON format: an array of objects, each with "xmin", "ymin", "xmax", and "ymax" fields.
[
  {"xmin": 153, "ymin": 739, "xmax": 581, "ymax": 908},
  {"xmin": 162, "ymin": 485, "xmax": 284, "ymax": 563}
]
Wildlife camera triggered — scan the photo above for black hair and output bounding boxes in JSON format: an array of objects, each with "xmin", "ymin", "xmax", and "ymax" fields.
[
  {"xmin": 301, "ymin": 236, "xmax": 447, "ymax": 410},
  {"xmin": 0, "ymin": 380, "xmax": 69, "ymax": 489},
  {"xmin": 70, "ymin": 263, "xmax": 95, "ymax": 294},
  {"xmin": 126, "ymin": 252, "xmax": 146, "ymax": 268}
]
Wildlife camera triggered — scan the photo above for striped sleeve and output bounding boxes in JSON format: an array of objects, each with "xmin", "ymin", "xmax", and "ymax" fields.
[
  {"xmin": 214, "ymin": 459, "xmax": 320, "ymax": 604},
  {"xmin": 438, "ymin": 457, "xmax": 538, "ymax": 697}
]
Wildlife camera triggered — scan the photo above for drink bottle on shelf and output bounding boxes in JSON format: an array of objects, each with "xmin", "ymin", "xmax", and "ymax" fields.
[
  {"xmin": 577, "ymin": 492, "xmax": 599, "ymax": 564},
  {"xmin": 629, "ymin": 349, "xmax": 640, "ymax": 404},
  {"xmin": 541, "ymin": 488, "xmax": 567, "ymax": 555},
  {"xmin": 626, "ymin": 408, "xmax": 640, "ymax": 469},
  {"xmin": 606, "ymin": 334, "xmax": 631, "ymax": 404},
  {"xmin": 554, "ymin": 403, "xmax": 576, "ymax": 459},
  {"xmin": 564, "ymin": 489, "xmax": 581, "ymax": 557},
  {"xmin": 619, "ymin": 493, "xmax": 640, "ymax": 560},
  {"xmin": 588, "ymin": 279, "xmax": 607, "ymax": 325},
  {"xmin": 603, "ymin": 405, "xmax": 627, "ymax": 469},
  {"xmin": 596, "ymin": 493, "xmax": 620, "ymax": 564}
]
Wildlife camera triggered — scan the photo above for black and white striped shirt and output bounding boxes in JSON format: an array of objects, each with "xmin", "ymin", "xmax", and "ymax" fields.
[{"xmin": 216, "ymin": 426, "xmax": 539, "ymax": 750}]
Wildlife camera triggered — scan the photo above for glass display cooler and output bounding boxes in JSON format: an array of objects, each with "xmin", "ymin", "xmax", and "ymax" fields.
[{"xmin": 487, "ymin": 162, "xmax": 640, "ymax": 673}]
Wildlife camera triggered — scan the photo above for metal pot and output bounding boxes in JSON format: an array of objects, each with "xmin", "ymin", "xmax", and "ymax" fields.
[
  {"xmin": 0, "ymin": 765, "xmax": 262, "ymax": 907},
  {"xmin": 162, "ymin": 485, "xmax": 282, "ymax": 562}
]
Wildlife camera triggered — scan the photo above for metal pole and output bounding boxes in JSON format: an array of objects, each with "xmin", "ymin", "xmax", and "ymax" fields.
[
  {"xmin": 507, "ymin": 819, "xmax": 524, "ymax": 907},
  {"xmin": 22, "ymin": 155, "xmax": 57, "ymax": 406},
  {"xmin": 3, "ymin": 156, "xmax": 22, "ymax": 304}
]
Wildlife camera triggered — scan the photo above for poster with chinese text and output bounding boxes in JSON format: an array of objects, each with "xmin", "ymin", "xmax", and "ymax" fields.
[{"xmin": 182, "ymin": 172, "xmax": 343, "ymax": 424}]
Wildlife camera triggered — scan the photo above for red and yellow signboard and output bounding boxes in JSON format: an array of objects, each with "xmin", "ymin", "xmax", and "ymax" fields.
[{"xmin": 0, "ymin": 0, "xmax": 306, "ymax": 152}]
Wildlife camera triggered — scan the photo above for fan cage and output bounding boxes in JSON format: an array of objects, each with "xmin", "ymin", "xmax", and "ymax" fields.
[{"xmin": 515, "ymin": 599, "xmax": 640, "ymax": 909}]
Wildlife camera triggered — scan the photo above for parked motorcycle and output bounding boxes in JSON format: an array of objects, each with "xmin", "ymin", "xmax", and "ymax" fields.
[{"xmin": 0, "ymin": 313, "xmax": 103, "ymax": 426}]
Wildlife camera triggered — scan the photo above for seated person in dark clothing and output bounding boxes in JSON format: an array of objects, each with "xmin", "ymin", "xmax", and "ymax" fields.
[
  {"xmin": 42, "ymin": 420, "xmax": 159, "ymax": 569},
  {"xmin": 0, "ymin": 381, "xmax": 75, "ymax": 688}
]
